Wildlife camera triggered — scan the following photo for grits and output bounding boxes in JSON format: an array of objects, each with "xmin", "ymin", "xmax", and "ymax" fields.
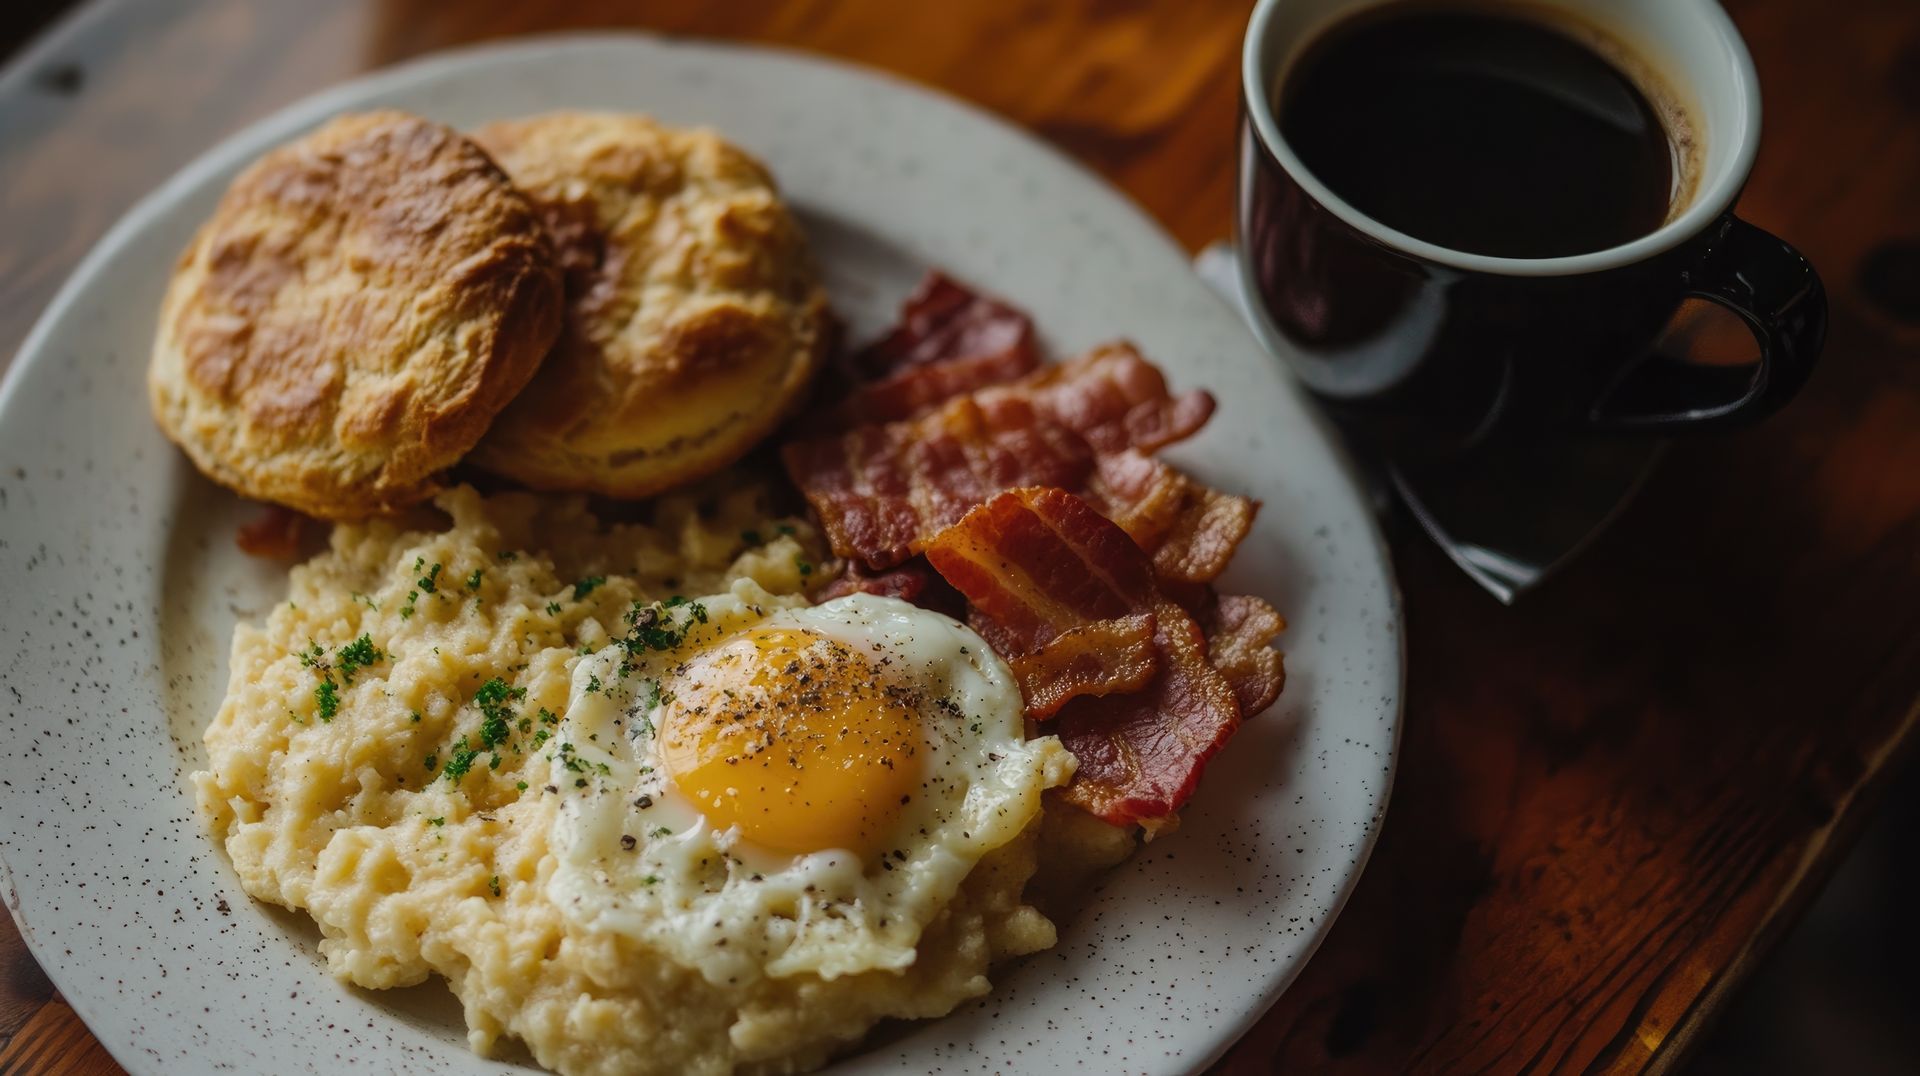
[{"xmin": 192, "ymin": 481, "xmax": 1107, "ymax": 1075}]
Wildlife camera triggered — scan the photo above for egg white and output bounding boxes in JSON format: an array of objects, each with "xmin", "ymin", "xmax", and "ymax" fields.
[{"xmin": 545, "ymin": 580, "xmax": 1074, "ymax": 984}]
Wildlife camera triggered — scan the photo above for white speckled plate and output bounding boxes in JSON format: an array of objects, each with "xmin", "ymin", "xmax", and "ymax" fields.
[{"xmin": 0, "ymin": 35, "xmax": 1401, "ymax": 1076}]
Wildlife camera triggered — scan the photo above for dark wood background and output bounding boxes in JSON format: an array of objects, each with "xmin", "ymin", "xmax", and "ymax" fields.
[{"xmin": 1, "ymin": 1, "xmax": 1916, "ymax": 1073}]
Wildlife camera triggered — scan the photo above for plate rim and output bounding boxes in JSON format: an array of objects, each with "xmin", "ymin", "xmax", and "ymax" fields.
[{"xmin": 0, "ymin": 30, "xmax": 1405, "ymax": 1075}]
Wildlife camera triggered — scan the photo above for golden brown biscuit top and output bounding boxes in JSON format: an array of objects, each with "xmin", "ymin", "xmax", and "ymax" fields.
[
  {"xmin": 467, "ymin": 112, "xmax": 827, "ymax": 497},
  {"xmin": 150, "ymin": 110, "xmax": 561, "ymax": 519}
]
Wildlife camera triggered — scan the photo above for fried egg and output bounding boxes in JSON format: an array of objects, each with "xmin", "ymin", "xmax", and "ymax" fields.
[{"xmin": 546, "ymin": 579, "xmax": 1074, "ymax": 984}]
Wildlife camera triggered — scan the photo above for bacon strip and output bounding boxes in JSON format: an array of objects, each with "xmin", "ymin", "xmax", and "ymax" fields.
[
  {"xmin": 851, "ymin": 272, "xmax": 1036, "ymax": 381},
  {"xmin": 1009, "ymin": 613, "xmax": 1159, "ymax": 719},
  {"xmin": 1055, "ymin": 599, "xmax": 1243, "ymax": 827},
  {"xmin": 1199, "ymin": 594, "xmax": 1288, "ymax": 719},
  {"xmin": 817, "ymin": 561, "xmax": 931, "ymax": 603},
  {"xmin": 976, "ymin": 342, "xmax": 1216, "ymax": 454},
  {"xmin": 785, "ymin": 408, "xmax": 1256, "ymax": 582},
  {"xmin": 835, "ymin": 340, "xmax": 1218, "ymax": 449},
  {"xmin": 782, "ymin": 397, "xmax": 1095, "ymax": 570},
  {"xmin": 925, "ymin": 488, "xmax": 1245, "ymax": 824},
  {"xmin": 923, "ymin": 486, "xmax": 1152, "ymax": 648},
  {"xmin": 828, "ymin": 347, "xmax": 1039, "ymax": 429},
  {"xmin": 1085, "ymin": 451, "xmax": 1258, "ymax": 583},
  {"xmin": 815, "ymin": 559, "xmax": 966, "ymax": 618}
]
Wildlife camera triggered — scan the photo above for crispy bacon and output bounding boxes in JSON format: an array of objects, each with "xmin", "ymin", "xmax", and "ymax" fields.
[
  {"xmin": 1055, "ymin": 598, "xmax": 1243, "ymax": 827},
  {"xmin": 1198, "ymin": 593, "xmax": 1288, "ymax": 719},
  {"xmin": 782, "ymin": 397, "xmax": 1095, "ymax": 569},
  {"xmin": 815, "ymin": 558, "xmax": 966, "ymax": 618},
  {"xmin": 976, "ymin": 342, "xmax": 1215, "ymax": 454},
  {"xmin": 923, "ymin": 486, "xmax": 1153, "ymax": 648},
  {"xmin": 851, "ymin": 272, "xmax": 1036, "ymax": 381},
  {"xmin": 785, "ymin": 408, "xmax": 1256, "ymax": 581},
  {"xmin": 833, "ymin": 340, "xmax": 1217, "ymax": 447},
  {"xmin": 1085, "ymin": 451, "xmax": 1257, "ymax": 583},
  {"xmin": 817, "ymin": 561, "xmax": 931, "ymax": 603},
  {"xmin": 1009, "ymin": 613, "xmax": 1160, "ymax": 719},
  {"xmin": 828, "ymin": 347, "xmax": 1039, "ymax": 428},
  {"xmin": 925, "ymin": 488, "xmax": 1245, "ymax": 824},
  {"xmin": 802, "ymin": 274, "xmax": 1039, "ymax": 432}
]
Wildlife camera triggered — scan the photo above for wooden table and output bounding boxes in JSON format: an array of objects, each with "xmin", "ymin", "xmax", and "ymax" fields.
[{"xmin": 3, "ymin": 1, "xmax": 1916, "ymax": 1072}]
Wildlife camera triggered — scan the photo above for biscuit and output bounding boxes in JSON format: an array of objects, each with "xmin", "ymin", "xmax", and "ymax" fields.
[
  {"xmin": 465, "ymin": 112, "xmax": 828, "ymax": 498},
  {"xmin": 149, "ymin": 110, "xmax": 563, "ymax": 519}
]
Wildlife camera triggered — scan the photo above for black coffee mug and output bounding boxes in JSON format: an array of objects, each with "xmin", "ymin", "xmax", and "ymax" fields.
[{"xmin": 1235, "ymin": 0, "xmax": 1826, "ymax": 452}]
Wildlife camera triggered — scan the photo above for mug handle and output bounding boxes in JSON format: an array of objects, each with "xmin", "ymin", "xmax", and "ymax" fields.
[{"xmin": 1587, "ymin": 216, "xmax": 1827, "ymax": 432}]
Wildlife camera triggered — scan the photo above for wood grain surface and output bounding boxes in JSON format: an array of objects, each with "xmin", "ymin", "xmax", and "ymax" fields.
[{"xmin": 2, "ymin": 1, "xmax": 1917, "ymax": 1074}]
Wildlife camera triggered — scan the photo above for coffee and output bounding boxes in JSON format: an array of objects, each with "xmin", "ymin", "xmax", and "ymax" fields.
[{"xmin": 1278, "ymin": 2, "xmax": 1687, "ymax": 259}]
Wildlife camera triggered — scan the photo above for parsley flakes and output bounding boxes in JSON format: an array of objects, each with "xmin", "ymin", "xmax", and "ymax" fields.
[
  {"xmin": 296, "ymin": 634, "xmax": 384, "ymax": 724},
  {"xmin": 334, "ymin": 634, "xmax": 384, "ymax": 684},
  {"xmin": 472, "ymin": 677, "xmax": 524, "ymax": 750},
  {"xmin": 314, "ymin": 679, "xmax": 339, "ymax": 722},
  {"xmin": 442, "ymin": 737, "xmax": 481, "ymax": 783},
  {"xmin": 573, "ymin": 575, "xmax": 607, "ymax": 601},
  {"xmin": 622, "ymin": 598, "xmax": 708, "ymax": 654}
]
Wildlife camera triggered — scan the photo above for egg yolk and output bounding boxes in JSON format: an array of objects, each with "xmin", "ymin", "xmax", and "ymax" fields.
[{"xmin": 658, "ymin": 627, "xmax": 924, "ymax": 858}]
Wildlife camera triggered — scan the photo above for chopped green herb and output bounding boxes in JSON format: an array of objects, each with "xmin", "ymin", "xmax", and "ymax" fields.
[
  {"xmin": 488, "ymin": 874, "xmax": 501, "ymax": 897},
  {"xmin": 472, "ymin": 677, "xmax": 524, "ymax": 749},
  {"xmin": 546, "ymin": 601, "xmax": 563, "ymax": 616},
  {"xmin": 401, "ymin": 589, "xmax": 420, "ymax": 619},
  {"xmin": 314, "ymin": 679, "xmax": 339, "ymax": 722},
  {"xmin": 573, "ymin": 575, "xmax": 607, "ymax": 601},
  {"xmin": 428, "ymin": 817, "xmax": 445, "ymax": 827},
  {"xmin": 650, "ymin": 826, "xmax": 673, "ymax": 838},
  {"xmin": 622, "ymin": 599, "xmax": 708, "ymax": 653},
  {"xmin": 335, "ymin": 633, "xmax": 384, "ymax": 684},
  {"xmin": 410, "ymin": 710, "xmax": 422, "ymax": 724},
  {"xmin": 442, "ymin": 750, "xmax": 479, "ymax": 782},
  {"xmin": 538, "ymin": 708, "xmax": 559, "ymax": 725},
  {"xmin": 796, "ymin": 559, "xmax": 814, "ymax": 577},
  {"xmin": 641, "ymin": 875, "xmax": 661, "ymax": 886},
  {"xmin": 416, "ymin": 562, "xmax": 443, "ymax": 594},
  {"xmin": 585, "ymin": 673, "xmax": 602, "ymax": 694},
  {"xmin": 466, "ymin": 568, "xmax": 485, "ymax": 591},
  {"xmin": 516, "ymin": 780, "xmax": 529, "ymax": 792},
  {"xmin": 489, "ymin": 753, "xmax": 502, "ymax": 771},
  {"xmin": 424, "ymin": 752, "xmax": 438, "ymax": 772}
]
